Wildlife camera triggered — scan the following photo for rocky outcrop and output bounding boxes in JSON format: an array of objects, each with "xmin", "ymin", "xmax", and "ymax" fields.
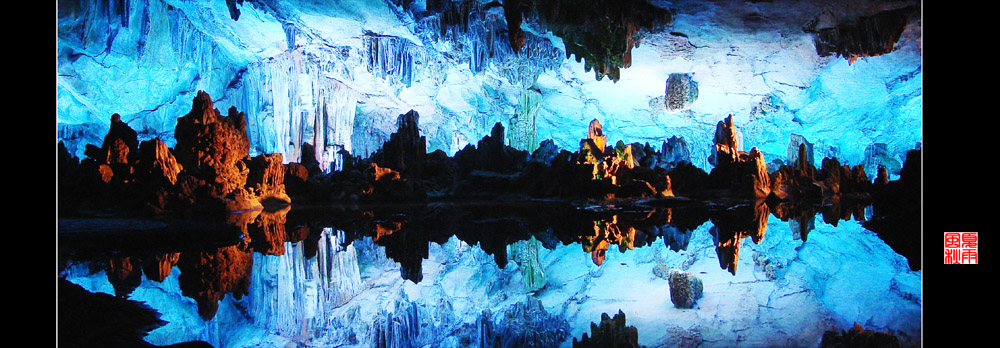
[
  {"xmin": 174, "ymin": 91, "xmax": 251, "ymax": 198},
  {"xmin": 58, "ymin": 91, "xmax": 291, "ymax": 216},
  {"xmin": 667, "ymin": 269, "xmax": 704, "ymax": 309},
  {"xmin": 134, "ymin": 138, "xmax": 183, "ymax": 187},
  {"xmin": 372, "ymin": 110, "xmax": 427, "ymax": 174},
  {"xmin": 245, "ymin": 153, "xmax": 291, "ymax": 205},
  {"xmin": 706, "ymin": 115, "xmax": 771, "ymax": 199}
]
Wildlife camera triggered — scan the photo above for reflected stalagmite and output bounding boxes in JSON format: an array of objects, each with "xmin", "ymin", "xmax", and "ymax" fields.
[
  {"xmin": 177, "ymin": 244, "xmax": 254, "ymax": 320},
  {"xmin": 141, "ymin": 252, "xmax": 181, "ymax": 283},
  {"xmin": 107, "ymin": 255, "xmax": 142, "ymax": 298},
  {"xmin": 710, "ymin": 201, "xmax": 770, "ymax": 275}
]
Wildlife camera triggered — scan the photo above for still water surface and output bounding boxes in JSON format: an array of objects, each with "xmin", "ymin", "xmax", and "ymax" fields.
[{"xmin": 58, "ymin": 200, "xmax": 922, "ymax": 347}]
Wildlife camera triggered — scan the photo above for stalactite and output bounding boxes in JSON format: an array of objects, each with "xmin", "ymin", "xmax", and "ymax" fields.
[
  {"xmin": 363, "ymin": 32, "xmax": 416, "ymax": 88},
  {"xmin": 507, "ymin": 87, "xmax": 541, "ymax": 152}
]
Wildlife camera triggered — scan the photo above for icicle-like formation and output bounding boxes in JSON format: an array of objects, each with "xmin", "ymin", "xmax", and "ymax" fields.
[
  {"xmin": 363, "ymin": 32, "xmax": 416, "ymax": 88},
  {"xmin": 247, "ymin": 241, "xmax": 310, "ymax": 341},
  {"xmin": 370, "ymin": 300, "xmax": 421, "ymax": 348},
  {"xmin": 413, "ymin": 0, "xmax": 560, "ymax": 88},
  {"xmin": 511, "ymin": 236, "xmax": 546, "ymax": 292},
  {"xmin": 58, "ymin": 0, "xmax": 150, "ymax": 57},
  {"xmin": 317, "ymin": 229, "xmax": 364, "ymax": 307},
  {"xmin": 243, "ymin": 228, "xmax": 364, "ymax": 342},
  {"xmin": 507, "ymin": 87, "xmax": 542, "ymax": 152},
  {"xmin": 232, "ymin": 48, "xmax": 360, "ymax": 168}
]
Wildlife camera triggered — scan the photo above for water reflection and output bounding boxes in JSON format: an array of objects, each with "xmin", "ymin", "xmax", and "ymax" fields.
[{"xmin": 59, "ymin": 196, "xmax": 909, "ymax": 324}]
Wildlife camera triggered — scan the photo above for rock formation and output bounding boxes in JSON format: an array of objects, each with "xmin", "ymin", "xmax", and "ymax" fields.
[
  {"xmin": 667, "ymin": 269, "xmax": 704, "ymax": 309},
  {"xmin": 58, "ymin": 91, "xmax": 292, "ymax": 217},
  {"xmin": 173, "ymin": 91, "xmax": 252, "ymax": 201},
  {"xmin": 572, "ymin": 310, "xmax": 644, "ymax": 348},
  {"xmin": 177, "ymin": 244, "xmax": 254, "ymax": 320},
  {"xmin": 478, "ymin": 297, "xmax": 569, "ymax": 348},
  {"xmin": 372, "ymin": 110, "xmax": 427, "ymax": 174},
  {"xmin": 524, "ymin": 0, "xmax": 672, "ymax": 81},
  {"xmin": 706, "ymin": 115, "xmax": 770, "ymax": 199},
  {"xmin": 664, "ymin": 73, "xmax": 699, "ymax": 112},
  {"xmin": 809, "ymin": 5, "xmax": 919, "ymax": 64}
]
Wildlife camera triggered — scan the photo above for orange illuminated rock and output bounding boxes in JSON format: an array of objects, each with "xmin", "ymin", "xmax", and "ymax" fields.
[
  {"xmin": 177, "ymin": 244, "xmax": 253, "ymax": 320},
  {"xmin": 173, "ymin": 91, "xmax": 251, "ymax": 199},
  {"xmin": 141, "ymin": 253, "xmax": 180, "ymax": 283},
  {"xmin": 588, "ymin": 119, "xmax": 607, "ymax": 152},
  {"xmin": 134, "ymin": 138, "xmax": 183, "ymax": 186},
  {"xmin": 245, "ymin": 153, "xmax": 291, "ymax": 205}
]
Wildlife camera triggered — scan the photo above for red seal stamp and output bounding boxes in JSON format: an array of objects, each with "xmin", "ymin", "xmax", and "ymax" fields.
[{"xmin": 945, "ymin": 232, "xmax": 977, "ymax": 264}]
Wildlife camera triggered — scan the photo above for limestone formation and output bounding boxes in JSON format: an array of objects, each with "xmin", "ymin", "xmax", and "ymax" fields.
[
  {"xmin": 134, "ymin": 138, "xmax": 183, "ymax": 186},
  {"xmin": 245, "ymin": 153, "xmax": 291, "ymax": 205},
  {"xmin": 572, "ymin": 310, "xmax": 643, "ymax": 348},
  {"xmin": 667, "ymin": 269, "xmax": 704, "ymax": 309},
  {"xmin": 588, "ymin": 118, "xmax": 608, "ymax": 153},
  {"xmin": 787, "ymin": 134, "xmax": 814, "ymax": 168},
  {"xmin": 479, "ymin": 297, "xmax": 569, "ymax": 347},
  {"xmin": 709, "ymin": 115, "xmax": 740, "ymax": 167},
  {"xmin": 372, "ymin": 110, "xmax": 427, "ymax": 174},
  {"xmin": 660, "ymin": 135, "xmax": 691, "ymax": 166},
  {"xmin": 809, "ymin": 5, "xmax": 919, "ymax": 64},
  {"xmin": 664, "ymin": 73, "xmax": 699, "ymax": 112},
  {"xmin": 173, "ymin": 91, "xmax": 251, "ymax": 200}
]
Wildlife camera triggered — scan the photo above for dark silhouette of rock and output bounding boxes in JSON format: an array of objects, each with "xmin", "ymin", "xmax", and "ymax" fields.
[
  {"xmin": 454, "ymin": 122, "xmax": 526, "ymax": 174},
  {"xmin": 820, "ymin": 322, "xmax": 902, "ymax": 348},
  {"xmin": 572, "ymin": 310, "xmax": 644, "ymax": 348},
  {"xmin": 372, "ymin": 110, "xmax": 427, "ymax": 174},
  {"xmin": 865, "ymin": 149, "xmax": 921, "ymax": 271},
  {"xmin": 58, "ymin": 278, "xmax": 214, "ymax": 348},
  {"xmin": 809, "ymin": 5, "xmax": 919, "ymax": 64}
]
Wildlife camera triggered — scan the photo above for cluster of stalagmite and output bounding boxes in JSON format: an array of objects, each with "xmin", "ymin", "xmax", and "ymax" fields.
[
  {"xmin": 59, "ymin": 97, "xmax": 915, "ymax": 224},
  {"xmin": 59, "ymin": 91, "xmax": 291, "ymax": 216}
]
